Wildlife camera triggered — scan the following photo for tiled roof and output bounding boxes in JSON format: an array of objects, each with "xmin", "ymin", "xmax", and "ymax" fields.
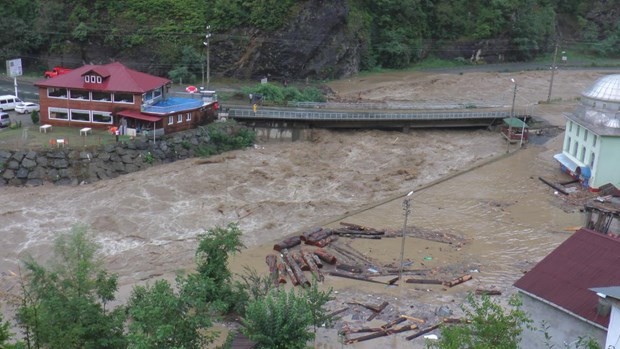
[
  {"xmin": 34, "ymin": 62, "xmax": 170, "ymax": 93},
  {"xmin": 514, "ymin": 228, "xmax": 620, "ymax": 328}
]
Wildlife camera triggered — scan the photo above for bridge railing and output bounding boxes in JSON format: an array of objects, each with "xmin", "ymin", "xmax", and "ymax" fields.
[{"xmin": 229, "ymin": 108, "xmax": 510, "ymax": 121}]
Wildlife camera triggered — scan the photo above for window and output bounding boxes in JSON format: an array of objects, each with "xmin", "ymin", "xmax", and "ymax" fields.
[
  {"xmin": 593, "ymin": 135, "xmax": 597, "ymax": 147},
  {"xmin": 569, "ymin": 121, "xmax": 573, "ymax": 132},
  {"xmin": 48, "ymin": 87, "xmax": 67, "ymax": 98},
  {"xmin": 177, "ymin": 114, "xmax": 183, "ymax": 123},
  {"xmin": 92, "ymin": 111, "xmax": 112, "ymax": 124},
  {"xmin": 49, "ymin": 108, "xmax": 69, "ymax": 120},
  {"xmin": 565, "ymin": 137, "xmax": 571, "ymax": 152},
  {"xmin": 168, "ymin": 116, "xmax": 173, "ymax": 125},
  {"xmin": 70, "ymin": 110, "xmax": 90, "ymax": 122},
  {"xmin": 590, "ymin": 152, "xmax": 596, "ymax": 168},
  {"xmin": 572, "ymin": 141, "xmax": 578, "ymax": 156},
  {"xmin": 85, "ymin": 75, "xmax": 90, "ymax": 83},
  {"xmin": 580, "ymin": 146, "xmax": 585, "ymax": 162},
  {"xmin": 584, "ymin": 129, "xmax": 588, "ymax": 142},
  {"xmin": 96, "ymin": 76, "xmax": 102, "ymax": 83},
  {"xmin": 114, "ymin": 93, "xmax": 134, "ymax": 103},
  {"xmin": 92, "ymin": 91, "xmax": 111, "ymax": 102},
  {"xmin": 186, "ymin": 113, "xmax": 192, "ymax": 121},
  {"xmin": 576, "ymin": 125, "xmax": 580, "ymax": 137},
  {"xmin": 69, "ymin": 89, "xmax": 90, "ymax": 100}
]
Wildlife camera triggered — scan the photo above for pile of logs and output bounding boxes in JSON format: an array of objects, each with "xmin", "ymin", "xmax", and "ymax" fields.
[{"xmin": 265, "ymin": 248, "xmax": 337, "ymax": 287}]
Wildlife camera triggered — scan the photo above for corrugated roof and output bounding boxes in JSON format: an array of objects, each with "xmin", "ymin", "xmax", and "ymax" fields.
[
  {"xmin": 34, "ymin": 62, "xmax": 170, "ymax": 93},
  {"xmin": 117, "ymin": 110, "xmax": 162, "ymax": 122},
  {"xmin": 514, "ymin": 228, "xmax": 620, "ymax": 328},
  {"xmin": 590, "ymin": 286, "xmax": 620, "ymax": 300},
  {"xmin": 503, "ymin": 117, "xmax": 529, "ymax": 128}
]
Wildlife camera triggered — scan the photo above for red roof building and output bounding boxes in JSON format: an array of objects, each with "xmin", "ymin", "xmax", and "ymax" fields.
[
  {"xmin": 34, "ymin": 62, "xmax": 218, "ymax": 136},
  {"xmin": 514, "ymin": 228, "xmax": 620, "ymax": 347}
]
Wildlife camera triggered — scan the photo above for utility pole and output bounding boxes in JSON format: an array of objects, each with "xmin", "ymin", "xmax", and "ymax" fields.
[
  {"xmin": 399, "ymin": 191, "xmax": 414, "ymax": 284},
  {"xmin": 203, "ymin": 25, "xmax": 212, "ymax": 89},
  {"xmin": 507, "ymin": 79, "xmax": 517, "ymax": 153},
  {"xmin": 547, "ymin": 42, "xmax": 559, "ymax": 103}
]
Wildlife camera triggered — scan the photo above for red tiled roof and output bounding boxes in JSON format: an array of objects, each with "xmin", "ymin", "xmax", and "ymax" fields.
[
  {"xmin": 117, "ymin": 110, "xmax": 162, "ymax": 122},
  {"xmin": 514, "ymin": 228, "xmax": 620, "ymax": 328},
  {"xmin": 34, "ymin": 62, "xmax": 170, "ymax": 93}
]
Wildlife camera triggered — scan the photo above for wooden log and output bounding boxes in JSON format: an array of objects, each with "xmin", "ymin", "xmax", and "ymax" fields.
[
  {"xmin": 302, "ymin": 250, "xmax": 324, "ymax": 282},
  {"xmin": 406, "ymin": 278, "xmax": 444, "ymax": 285},
  {"xmin": 405, "ymin": 323, "xmax": 441, "ymax": 341},
  {"xmin": 336, "ymin": 263, "xmax": 363, "ymax": 274},
  {"xmin": 328, "ymin": 307, "xmax": 349, "ymax": 317},
  {"xmin": 347, "ymin": 301, "xmax": 387, "ymax": 314},
  {"xmin": 273, "ymin": 236, "xmax": 301, "ymax": 252},
  {"xmin": 387, "ymin": 276, "xmax": 399, "ymax": 285},
  {"xmin": 279, "ymin": 255, "xmax": 298, "ymax": 286},
  {"xmin": 333, "ymin": 228, "xmax": 385, "ymax": 236},
  {"xmin": 339, "ymin": 222, "xmax": 379, "ymax": 231},
  {"xmin": 291, "ymin": 251, "xmax": 310, "ymax": 271},
  {"xmin": 475, "ymin": 289, "xmax": 502, "ymax": 296},
  {"xmin": 311, "ymin": 253, "xmax": 323, "ymax": 268},
  {"xmin": 400, "ymin": 315, "xmax": 425, "ymax": 324},
  {"xmin": 303, "ymin": 229, "xmax": 333, "ymax": 244},
  {"xmin": 367, "ymin": 301, "xmax": 389, "ymax": 321},
  {"xmin": 284, "ymin": 254, "xmax": 310, "ymax": 287},
  {"xmin": 538, "ymin": 176, "xmax": 569, "ymax": 195},
  {"xmin": 381, "ymin": 317, "xmax": 407, "ymax": 330},
  {"xmin": 265, "ymin": 255, "xmax": 278, "ymax": 286},
  {"xmin": 306, "ymin": 235, "xmax": 337, "ymax": 248},
  {"xmin": 314, "ymin": 249, "xmax": 337, "ymax": 264},
  {"xmin": 346, "ymin": 327, "xmax": 383, "ymax": 334},
  {"xmin": 443, "ymin": 274, "xmax": 472, "ymax": 288},
  {"xmin": 276, "ymin": 262, "xmax": 287, "ymax": 284},
  {"xmin": 300, "ymin": 227, "xmax": 323, "ymax": 242},
  {"xmin": 331, "ymin": 271, "xmax": 388, "ymax": 285},
  {"xmin": 345, "ymin": 324, "xmax": 418, "ymax": 344}
]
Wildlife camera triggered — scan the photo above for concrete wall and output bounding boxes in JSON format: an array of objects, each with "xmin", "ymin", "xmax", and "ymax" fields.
[
  {"xmin": 252, "ymin": 126, "xmax": 312, "ymax": 142},
  {"xmin": 595, "ymin": 136, "xmax": 620, "ymax": 188},
  {"xmin": 519, "ymin": 293, "xmax": 606, "ymax": 349}
]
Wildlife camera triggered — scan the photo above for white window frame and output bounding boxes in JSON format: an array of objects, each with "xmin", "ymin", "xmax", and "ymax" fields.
[
  {"xmin": 85, "ymin": 75, "xmax": 91, "ymax": 83},
  {"xmin": 168, "ymin": 116, "xmax": 173, "ymax": 125},
  {"xmin": 177, "ymin": 114, "xmax": 182, "ymax": 123},
  {"xmin": 186, "ymin": 112, "xmax": 191, "ymax": 121},
  {"xmin": 69, "ymin": 109, "xmax": 91, "ymax": 123},
  {"xmin": 48, "ymin": 107, "xmax": 69, "ymax": 120},
  {"xmin": 92, "ymin": 111, "xmax": 113, "ymax": 124},
  {"xmin": 47, "ymin": 87, "xmax": 68, "ymax": 99}
]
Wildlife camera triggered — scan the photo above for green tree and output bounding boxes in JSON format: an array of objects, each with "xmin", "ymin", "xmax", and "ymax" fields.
[
  {"xmin": 242, "ymin": 287, "xmax": 314, "ymax": 349},
  {"xmin": 427, "ymin": 293, "xmax": 531, "ymax": 349},
  {"xmin": 126, "ymin": 279, "xmax": 213, "ymax": 349},
  {"xmin": 0, "ymin": 312, "xmax": 22, "ymax": 349},
  {"xmin": 178, "ymin": 223, "xmax": 244, "ymax": 314},
  {"xmin": 16, "ymin": 225, "xmax": 126, "ymax": 349}
]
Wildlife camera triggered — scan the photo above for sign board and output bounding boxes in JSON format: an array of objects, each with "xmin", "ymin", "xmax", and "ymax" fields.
[
  {"xmin": 260, "ymin": 77, "xmax": 268, "ymax": 84},
  {"xmin": 6, "ymin": 58, "xmax": 23, "ymax": 77}
]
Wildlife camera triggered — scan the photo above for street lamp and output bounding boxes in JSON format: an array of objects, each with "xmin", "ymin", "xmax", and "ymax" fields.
[
  {"xmin": 507, "ymin": 78, "xmax": 517, "ymax": 153},
  {"xmin": 399, "ymin": 190, "xmax": 414, "ymax": 284},
  {"xmin": 202, "ymin": 25, "xmax": 212, "ymax": 88}
]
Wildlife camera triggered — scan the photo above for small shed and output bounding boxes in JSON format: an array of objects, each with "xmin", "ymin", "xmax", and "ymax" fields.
[{"xmin": 500, "ymin": 117, "xmax": 529, "ymax": 143}]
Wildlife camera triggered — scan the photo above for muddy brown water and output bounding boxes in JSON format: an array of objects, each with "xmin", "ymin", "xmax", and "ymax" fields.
[
  {"xmin": 0, "ymin": 136, "xmax": 582, "ymax": 349},
  {"xmin": 227, "ymin": 144, "xmax": 583, "ymax": 348}
]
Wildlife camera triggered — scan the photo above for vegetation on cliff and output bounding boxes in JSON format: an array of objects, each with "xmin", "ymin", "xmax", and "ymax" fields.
[{"xmin": 1, "ymin": 0, "xmax": 618, "ymax": 79}]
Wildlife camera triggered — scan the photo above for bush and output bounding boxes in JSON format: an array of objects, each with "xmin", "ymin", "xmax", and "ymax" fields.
[{"xmin": 31, "ymin": 110, "xmax": 40, "ymax": 125}]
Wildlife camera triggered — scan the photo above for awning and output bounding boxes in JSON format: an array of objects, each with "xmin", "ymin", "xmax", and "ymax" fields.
[
  {"xmin": 117, "ymin": 109, "xmax": 162, "ymax": 122},
  {"xmin": 553, "ymin": 153, "xmax": 579, "ymax": 173},
  {"xmin": 503, "ymin": 117, "xmax": 529, "ymax": 128}
]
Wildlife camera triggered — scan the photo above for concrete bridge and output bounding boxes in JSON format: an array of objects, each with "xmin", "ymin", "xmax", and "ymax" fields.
[{"xmin": 227, "ymin": 106, "xmax": 513, "ymax": 130}]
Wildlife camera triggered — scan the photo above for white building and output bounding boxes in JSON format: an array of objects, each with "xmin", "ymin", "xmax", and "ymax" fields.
[
  {"xmin": 554, "ymin": 74, "xmax": 620, "ymax": 190},
  {"xmin": 590, "ymin": 286, "xmax": 620, "ymax": 349}
]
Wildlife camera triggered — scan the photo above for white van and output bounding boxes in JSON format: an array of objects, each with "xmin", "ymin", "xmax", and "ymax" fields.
[{"xmin": 0, "ymin": 95, "xmax": 23, "ymax": 111}]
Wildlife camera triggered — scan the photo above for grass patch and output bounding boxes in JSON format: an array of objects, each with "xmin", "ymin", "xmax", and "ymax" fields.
[{"xmin": 0, "ymin": 125, "xmax": 131, "ymax": 150}]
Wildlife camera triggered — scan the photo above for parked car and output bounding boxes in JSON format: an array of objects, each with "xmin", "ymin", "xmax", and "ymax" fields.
[
  {"xmin": 15, "ymin": 102, "xmax": 40, "ymax": 114},
  {"xmin": 0, "ymin": 112, "xmax": 10, "ymax": 127}
]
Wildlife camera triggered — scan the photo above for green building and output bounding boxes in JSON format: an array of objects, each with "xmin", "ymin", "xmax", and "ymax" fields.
[{"xmin": 554, "ymin": 74, "xmax": 620, "ymax": 190}]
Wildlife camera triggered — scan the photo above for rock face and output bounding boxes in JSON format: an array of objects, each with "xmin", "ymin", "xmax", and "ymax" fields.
[
  {"xmin": 0, "ymin": 128, "xmax": 217, "ymax": 187},
  {"xmin": 215, "ymin": 0, "xmax": 362, "ymax": 80}
]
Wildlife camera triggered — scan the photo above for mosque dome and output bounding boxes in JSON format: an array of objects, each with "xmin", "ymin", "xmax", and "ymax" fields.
[{"xmin": 581, "ymin": 74, "xmax": 620, "ymax": 102}]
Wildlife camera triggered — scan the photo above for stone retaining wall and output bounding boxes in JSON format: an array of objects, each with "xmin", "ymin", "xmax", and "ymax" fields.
[{"xmin": 0, "ymin": 127, "xmax": 217, "ymax": 187}]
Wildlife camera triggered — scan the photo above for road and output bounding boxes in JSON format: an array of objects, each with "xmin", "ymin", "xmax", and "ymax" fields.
[{"xmin": 0, "ymin": 76, "xmax": 40, "ymax": 102}]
